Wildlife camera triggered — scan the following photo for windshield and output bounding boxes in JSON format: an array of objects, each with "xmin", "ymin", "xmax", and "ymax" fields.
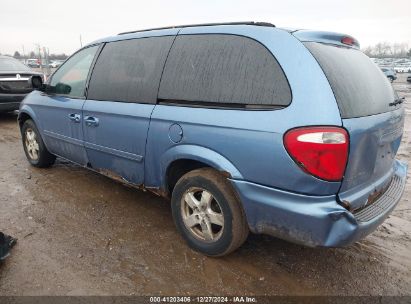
[
  {"xmin": 305, "ymin": 42, "xmax": 396, "ymax": 118},
  {"xmin": 0, "ymin": 57, "xmax": 30, "ymax": 71}
]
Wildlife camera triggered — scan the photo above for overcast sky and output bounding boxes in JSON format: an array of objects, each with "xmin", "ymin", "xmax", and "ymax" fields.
[{"xmin": 1, "ymin": 0, "xmax": 410, "ymax": 55}]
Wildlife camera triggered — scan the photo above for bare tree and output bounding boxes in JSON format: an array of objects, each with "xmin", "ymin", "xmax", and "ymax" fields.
[
  {"xmin": 13, "ymin": 51, "xmax": 21, "ymax": 59},
  {"xmin": 392, "ymin": 43, "xmax": 402, "ymax": 57},
  {"xmin": 363, "ymin": 46, "xmax": 374, "ymax": 57},
  {"xmin": 363, "ymin": 42, "xmax": 409, "ymax": 58},
  {"xmin": 49, "ymin": 53, "xmax": 68, "ymax": 60}
]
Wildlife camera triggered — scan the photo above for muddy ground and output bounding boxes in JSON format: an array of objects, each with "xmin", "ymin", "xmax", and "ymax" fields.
[{"xmin": 0, "ymin": 74, "xmax": 410, "ymax": 296}]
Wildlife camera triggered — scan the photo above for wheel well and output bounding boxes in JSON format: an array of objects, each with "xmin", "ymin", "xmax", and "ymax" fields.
[
  {"xmin": 18, "ymin": 112, "xmax": 32, "ymax": 128},
  {"xmin": 166, "ymin": 159, "xmax": 211, "ymax": 195}
]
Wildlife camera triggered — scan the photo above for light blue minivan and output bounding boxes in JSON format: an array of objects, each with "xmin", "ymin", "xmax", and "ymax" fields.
[{"xmin": 18, "ymin": 22, "xmax": 407, "ymax": 256}]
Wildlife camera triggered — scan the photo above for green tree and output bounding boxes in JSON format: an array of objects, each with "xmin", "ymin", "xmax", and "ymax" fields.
[{"xmin": 13, "ymin": 51, "xmax": 21, "ymax": 58}]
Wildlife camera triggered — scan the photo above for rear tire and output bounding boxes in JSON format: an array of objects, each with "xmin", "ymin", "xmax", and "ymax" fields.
[
  {"xmin": 171, "ymin": 168, "xmax": 249, "ymax": 256},
  {"xmin": 21, "ymin": 119, "xmax": 55, "ymax": 168}
]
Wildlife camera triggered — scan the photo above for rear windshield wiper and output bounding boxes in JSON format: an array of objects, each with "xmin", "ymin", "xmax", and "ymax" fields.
[{"xmin": 389, "ymin": 97, "xmax": 405, "ymax": 107}]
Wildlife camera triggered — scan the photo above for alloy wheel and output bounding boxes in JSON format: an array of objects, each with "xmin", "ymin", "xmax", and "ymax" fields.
[
  {"xmin": 25, "ymin": 128, "xmax": 39, "ymax": 160},
  {"xmin": 181, "ymin": 187, "xmax": 224, "ymax": 242}
]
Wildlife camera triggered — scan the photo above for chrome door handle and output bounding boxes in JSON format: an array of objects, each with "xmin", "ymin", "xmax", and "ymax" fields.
[
  {"xmin": 84, "ymin": 116, "xmax": 99, "ymax": 127},
  {"xmin": 68, "ymin": 113, "xmax": 81, "ymax": 123}
]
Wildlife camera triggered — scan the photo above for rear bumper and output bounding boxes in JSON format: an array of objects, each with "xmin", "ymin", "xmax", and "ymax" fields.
[{"xmin": 231, "ymin": 159, "xmax": 407, "ymax": 247}]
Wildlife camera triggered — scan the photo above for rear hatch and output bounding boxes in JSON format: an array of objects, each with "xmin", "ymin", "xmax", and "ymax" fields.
[{"xmin": 298, "ymin": 33, "xmax": 404, "ymax": 211}]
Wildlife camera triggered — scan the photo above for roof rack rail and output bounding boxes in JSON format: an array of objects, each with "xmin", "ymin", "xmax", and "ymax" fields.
[{"xmin": 118, "ymin": 21, "xmax": 275, "ymax": 35}]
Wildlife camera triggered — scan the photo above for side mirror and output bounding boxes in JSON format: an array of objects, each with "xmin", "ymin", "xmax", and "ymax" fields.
[
  {"xmin": 55, "ymin": 83, "xmax": 71, "ymax": 95},
  {"xmin": 30, "ymin": 76, "xmax": 45, "ymax": 91}
]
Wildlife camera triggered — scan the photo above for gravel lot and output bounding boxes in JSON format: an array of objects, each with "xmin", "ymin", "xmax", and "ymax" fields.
[{"xmin": 0, "ymin": 74, "xmax": 410, "ymax": 296}]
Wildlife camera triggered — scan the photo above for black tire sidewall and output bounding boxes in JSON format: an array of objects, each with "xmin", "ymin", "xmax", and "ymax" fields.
[{"xmin": 172, "ymin": 174, "xmax": 235, "ymax": 256}]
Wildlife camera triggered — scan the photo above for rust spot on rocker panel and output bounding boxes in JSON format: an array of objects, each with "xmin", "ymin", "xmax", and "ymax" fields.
[
  {"xmin": 146, "ymin": 187, "xmax": 170, "ymax": 199},
  {"xmin": 95, "ymin": 168, "xmax": 170, "ymax": 199},
  {"xmin": 97, "ymin": 168, "xmax": 128, "ymax": 184},
  {"xmin": 95, "ymin": 168, "xmax": 233, "ymax": 200}
]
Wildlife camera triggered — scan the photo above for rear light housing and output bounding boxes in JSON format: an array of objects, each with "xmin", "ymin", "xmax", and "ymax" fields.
[
  {"xmin": 341, "ymin": 36, "xmax": 354, "ymax": 45},
  {"xmin": 284, "ymin": 127, "xmax": 349, "ymax": 182},
  {"xmin": 341, "ymin": 36, "xmax": 359, "ymax": 48}
]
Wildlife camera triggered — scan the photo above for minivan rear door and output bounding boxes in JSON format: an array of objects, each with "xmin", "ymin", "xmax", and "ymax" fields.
[{"xmin": 304, "ymin": 41, "xmax": 405, "ymax": 211}]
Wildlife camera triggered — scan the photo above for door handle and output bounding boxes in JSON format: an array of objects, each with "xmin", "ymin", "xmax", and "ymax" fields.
[
  {"xmin": 68, "ymin": 113, "xmax": 81, "ymax": 123},
  {"xmin": 85, "ymin": 116, "xmax": 99, "ymax": 127}
]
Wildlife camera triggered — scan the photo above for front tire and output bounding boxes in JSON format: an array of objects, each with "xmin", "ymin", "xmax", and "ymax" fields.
[
  {"xmin": 21, "ymin": 119, "xmax": 56, "ymax": 168},
  {"xmin": 171, "ymin": 168, "xmax": 249, "ymax": 256}
]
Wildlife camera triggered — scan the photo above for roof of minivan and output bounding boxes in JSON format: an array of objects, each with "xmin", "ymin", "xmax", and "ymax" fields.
[
  {"xmin": 118, "ymin": 21, "xmax": 276, "ymax": 35},
  {"xmin": 87, "ymin": 22, "xmax": 359, "ymax": 50},
  {"xmin": 88, "ymin": 21, "xmax": 277, "ymax": 45}
]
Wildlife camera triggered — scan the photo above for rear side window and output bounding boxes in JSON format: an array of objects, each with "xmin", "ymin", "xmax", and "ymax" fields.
[
  {"xmin": 158, "ymin": 34, "xmax": 291, "ymax": 108},
  {"xmin": 305, "ymin": 42, "xmax": 396, "ymax": 118},
  {"xmin": 87, "ymin": 36, "xmax": 174, "ymax": 104}
]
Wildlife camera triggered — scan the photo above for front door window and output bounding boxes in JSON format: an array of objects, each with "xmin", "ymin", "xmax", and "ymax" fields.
[{"xmin": 49, "ymin": 45, "xmax": 98, "ymax": 98}]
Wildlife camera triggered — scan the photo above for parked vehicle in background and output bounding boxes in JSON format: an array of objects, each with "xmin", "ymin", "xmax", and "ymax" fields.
[
  {"xmin": 26, "ymin": 59, "xmax": 41, "ymax": 68},
  {"xmin": 381, "ymin": 67, "xmax": 397, "ymax": 82},
  {"xmin": 50, "ymin": 60, "xmax": 64, "ymax": 68},
  {"xmin": 407, "ymin": 74, "xmax": 411, "ymax": 83},
  {"xmin": 0, "ymin": 56, "xmax": 43, "ymax": 113},
  {"xmin": 394, "ymin": 66, "xmax": 411, "ymax": 73},
  {"xmin": 41, "ymin": 60, "xmax": 51, "ymax": 68},
  {"xmin": 18, "ymin": 22, "xmax": 407, "ymax": 256}
]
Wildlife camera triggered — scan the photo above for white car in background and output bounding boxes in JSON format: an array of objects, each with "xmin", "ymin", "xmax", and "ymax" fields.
[
  {"xmin": 50, "ymin": 60, "xmax": 64, "ymax": 68},
  {"xmin": 394, "ymin": 66, "xmax": 411, "ymax": 73}
]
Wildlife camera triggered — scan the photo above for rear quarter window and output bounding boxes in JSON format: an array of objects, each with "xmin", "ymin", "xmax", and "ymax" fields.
[
  {"xmin": 305, "ymin": 42, "xmax": 396, "ymax": 118},
  {"xmin": 158, "ymin": 34, "xmax": 291, "ymax": 108}
]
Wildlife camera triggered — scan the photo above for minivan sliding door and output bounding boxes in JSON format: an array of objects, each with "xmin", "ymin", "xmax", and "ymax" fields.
[{"xmin": 83, "ymin": 36, "xmax": 175, "ymax": 185}]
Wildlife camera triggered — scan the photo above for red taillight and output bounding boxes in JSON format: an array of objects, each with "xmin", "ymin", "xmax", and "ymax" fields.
[
  {"xmin": 341, "ymin": 36, "xmax": 355, "ymax": 46},
  {"xmin": 284, "ymin": 127, "xmax": 349, "ymax": 181}
]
